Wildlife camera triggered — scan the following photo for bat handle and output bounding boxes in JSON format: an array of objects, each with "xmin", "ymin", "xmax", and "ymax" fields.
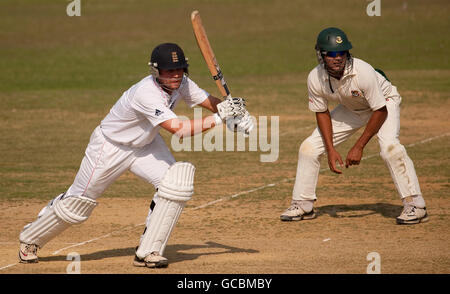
[
  {"xmin": 218, "ymin": 86, "xmax": 231, "ymax": 99},
  {"xmin": 222, "ymin": 83, "xmax": 231, "ymax": 98}
]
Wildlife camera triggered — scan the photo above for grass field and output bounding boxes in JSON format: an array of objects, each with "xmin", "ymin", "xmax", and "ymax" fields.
[{"xmin": 0, "ymin": 0, "xmax": 449, "ymax": 275}]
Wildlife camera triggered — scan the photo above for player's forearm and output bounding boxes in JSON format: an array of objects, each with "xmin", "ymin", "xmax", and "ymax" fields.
[
  {"xmin": 199, "ymin": 95, "xmax": 222, "ymax": 113},
  {"xmin": 316, "ymin": 110, "xmax": 335, "ymax": 152},
  {"xmin": 173, "ymin": 115, "xmax": 219, "ymax": 138},
  {"xmin": 354, "ymin": 106, "xmax": 387, "ymax": 149}
]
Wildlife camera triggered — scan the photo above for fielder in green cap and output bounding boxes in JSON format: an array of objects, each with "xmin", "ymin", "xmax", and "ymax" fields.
[{"xmin": 280, "ymin": 27, "xmax": 428, "ymax": 225}]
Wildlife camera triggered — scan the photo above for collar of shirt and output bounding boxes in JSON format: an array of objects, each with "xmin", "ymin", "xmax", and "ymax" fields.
[{"xmin": 151, "ymin": 75, "xmax": 186, "ymax": 106}]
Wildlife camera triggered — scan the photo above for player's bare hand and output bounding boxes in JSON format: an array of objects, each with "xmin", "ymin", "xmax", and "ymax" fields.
[
  {"xmin": 327, "ymin": 149, "xmax": 344, "ymax": 174},
  {"xmin": 345, "ymin": 145, "xmax": 363, "ymax": 168}
]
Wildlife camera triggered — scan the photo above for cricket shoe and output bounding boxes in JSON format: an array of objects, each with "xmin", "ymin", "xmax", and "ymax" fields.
[
  {"xmin": 396, "ymin": 205, "xmax": 429, "ymax": 225},
  {"xmin": 133, "ymin": 249, "xmax": 168, "ymax": 268},
  {"xmin": 19, "ymin": 242, "xmax": 39, "ymax": 263},
  {"xmin": 132, "ymin": 246, "xmax": 146, "ymax": 267},
  {"xmin": 133, "ymin": 253, "xmax": 146, "ymax": 267},
  {"xmin": 280, "ymin": 200, "xmax": 316, "ymax": 221},
  {"xmin": 144, "ymin": 252, "xmax": 169, "ymax": 268}
]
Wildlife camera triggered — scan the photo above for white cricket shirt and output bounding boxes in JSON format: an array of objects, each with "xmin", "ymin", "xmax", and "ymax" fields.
[
  {"xmin": 100, "ymin": 75, "xmax": 209, "ymax": 147},
  {"xmin": 307, "ymin": 57, "xmax": 399, "ymax": 114}
]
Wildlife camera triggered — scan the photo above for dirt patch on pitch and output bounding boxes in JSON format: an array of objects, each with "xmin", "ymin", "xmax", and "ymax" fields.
[{"xmin": 1, "ymin": 195, "xmax": 449, "ymax": 274}]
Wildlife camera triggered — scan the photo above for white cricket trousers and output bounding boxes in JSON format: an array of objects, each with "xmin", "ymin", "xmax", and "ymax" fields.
[
  {"xmin": 66, "ymin": 125, "xmax": 175, "ymax": 200},
  {"xmin": 292, "ymin": 96, "xmax": 422, "ymax": 201}
]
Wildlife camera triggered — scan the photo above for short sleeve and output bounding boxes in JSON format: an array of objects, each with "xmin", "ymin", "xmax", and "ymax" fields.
[
  {"xmin": 307, "ymin": 70, "xmax": 328, "ymax": 112},
  {"xmin": 179, "ymin": 77, "xmax": 210, "ymax": 108}
]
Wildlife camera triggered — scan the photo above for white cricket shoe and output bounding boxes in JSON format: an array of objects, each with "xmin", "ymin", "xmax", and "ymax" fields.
[
  {"xmin": 396, "ymin": 205, "xmax": 429, "ymax": 225},
  {"xmin": 133, "ymin": 250, "xmax": 168, "ymax": 268},
  {"xmin": 132, "ymin": 253, "xmax": 146, "ymax": 267},
  {"xmin": 19, "ymin": 242, "xmax": 39, "ymax": 263},
  {"xmin": 280, "ymin": 200, "xmax": 316, "ymax": 221},
  {"xmin": 144, "ymin": 252, "xmax": 168, "ymax": 268}
]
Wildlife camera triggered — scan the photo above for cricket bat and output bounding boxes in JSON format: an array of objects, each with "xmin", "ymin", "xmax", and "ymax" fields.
[{"xmin": 191, "ymin": 10, "xmax": 231, "ymax": 99}]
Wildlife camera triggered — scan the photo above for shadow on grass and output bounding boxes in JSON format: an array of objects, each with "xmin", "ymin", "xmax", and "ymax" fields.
[
  {"xmin": 316, "ymin": 202, "xmax": 402, "ymax": 219},
  {"xmin": 40, "ymin": 241, "xmax": 258, "ymax": 264}
]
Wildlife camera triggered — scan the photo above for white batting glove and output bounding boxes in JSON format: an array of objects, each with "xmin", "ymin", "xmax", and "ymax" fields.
[
  {"xmin": 215, "ymin": 97, "xmax": 247, "ymax": 123},
  {"xmin": 226, "ymin": 111, "xmax": 254, "ymax": 137}
]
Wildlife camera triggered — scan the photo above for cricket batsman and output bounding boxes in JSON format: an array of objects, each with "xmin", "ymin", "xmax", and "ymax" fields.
[
  {"xmin": 18, "ymin": 43, "xmax": 254, "ymax": 267},
  {"xmin": 280, "ymin": 28, "xmax": 428, "ymax": 225}
]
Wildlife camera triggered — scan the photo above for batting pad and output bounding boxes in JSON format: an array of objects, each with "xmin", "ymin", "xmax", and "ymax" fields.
[
  {"xmin": 19, "ymin": 195, "xmax": 97, "ymax": 248},
  {"xmin": 136, "ymin": 162, "xmax": 195, "ymax": 259}
]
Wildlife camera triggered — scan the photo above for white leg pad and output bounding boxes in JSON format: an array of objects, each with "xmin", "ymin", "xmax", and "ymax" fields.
[
  {"xmin": 53, "ymin": 195, "xmax": 97, "ymax": 224},
  {"xmin": 19, "ymin": 194, "xmax": 97, "ymax": 248},
  {"xmin": 136, "ymin": 162, "xmax": 195, "ymax": 259}
]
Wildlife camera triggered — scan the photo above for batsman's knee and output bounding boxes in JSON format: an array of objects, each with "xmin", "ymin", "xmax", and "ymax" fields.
[
  {"xmin": 158, "ymin": 161, "xmax": 195, "ymax": 202},
  {"xmin": 19, "ymin": 194, "xmax": 97, "ymax": 248},
  {"xmin": 54, "ymin": 194, "xmax": 98, "ymax": 224}
]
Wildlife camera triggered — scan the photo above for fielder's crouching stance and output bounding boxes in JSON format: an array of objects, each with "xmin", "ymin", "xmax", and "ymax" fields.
[
  {"xmin": 280, "ymin": 28, "xmax": 428, "ymax": 225},
  {"xmin": 19, "ymin": 43, "xmax": 253, "ymax": 267}
]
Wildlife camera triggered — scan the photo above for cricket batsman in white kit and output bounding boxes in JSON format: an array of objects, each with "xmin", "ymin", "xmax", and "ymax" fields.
[
  {"xmin": 280, "ymin": 28, "xmax": 428, "ymax": 225},
  {"xmin": 18, "ymin": 43, "xmax": 254, "ymax": 267}
]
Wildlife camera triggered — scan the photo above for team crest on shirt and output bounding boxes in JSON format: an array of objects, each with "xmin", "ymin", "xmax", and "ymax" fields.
[
  {"xmin": 155, "ymin": 109, "xmax": 164, "ymax": 116},
  {"xmin": 351, "ymin": 90, "xmax": 361, "ymax": 97}
]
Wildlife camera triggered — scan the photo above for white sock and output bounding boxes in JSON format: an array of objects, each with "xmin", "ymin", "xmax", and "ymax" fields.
[
  {"xmin": 299, "ymin": 200, "xmax": 314, "ymax": 212},
  {"xmin": 412, "ymin": 195, "xmax": 426, "ymax": 208},
  {"xmin": 403, "ymin": 195, "xmax": 425, "ymax": 209}
]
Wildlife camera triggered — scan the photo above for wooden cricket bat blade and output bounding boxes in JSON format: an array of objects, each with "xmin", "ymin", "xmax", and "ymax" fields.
[{"xmin": 191, "ymin": 10, "xmax": 231, "ymax": 98}]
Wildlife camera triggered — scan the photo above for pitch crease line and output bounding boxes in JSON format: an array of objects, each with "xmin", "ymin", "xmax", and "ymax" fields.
[
  {"xmin": 51, "ymin": 224, "xmax": 144, "ymax": 255},
  {"xmin": 0, "ymin": 263, "xmax": 17, "ymax": 271}
]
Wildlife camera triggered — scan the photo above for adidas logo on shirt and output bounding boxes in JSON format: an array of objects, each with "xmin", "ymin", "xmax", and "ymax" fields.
[{"xmin": 155, "ymin": 109, "xmax": 164, "ymax": 116}]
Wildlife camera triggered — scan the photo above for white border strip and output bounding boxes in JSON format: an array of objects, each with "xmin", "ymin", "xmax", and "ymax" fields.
[{"xmin": 1, "ymin": 132, "xmax": 448, "ymax": 271}]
